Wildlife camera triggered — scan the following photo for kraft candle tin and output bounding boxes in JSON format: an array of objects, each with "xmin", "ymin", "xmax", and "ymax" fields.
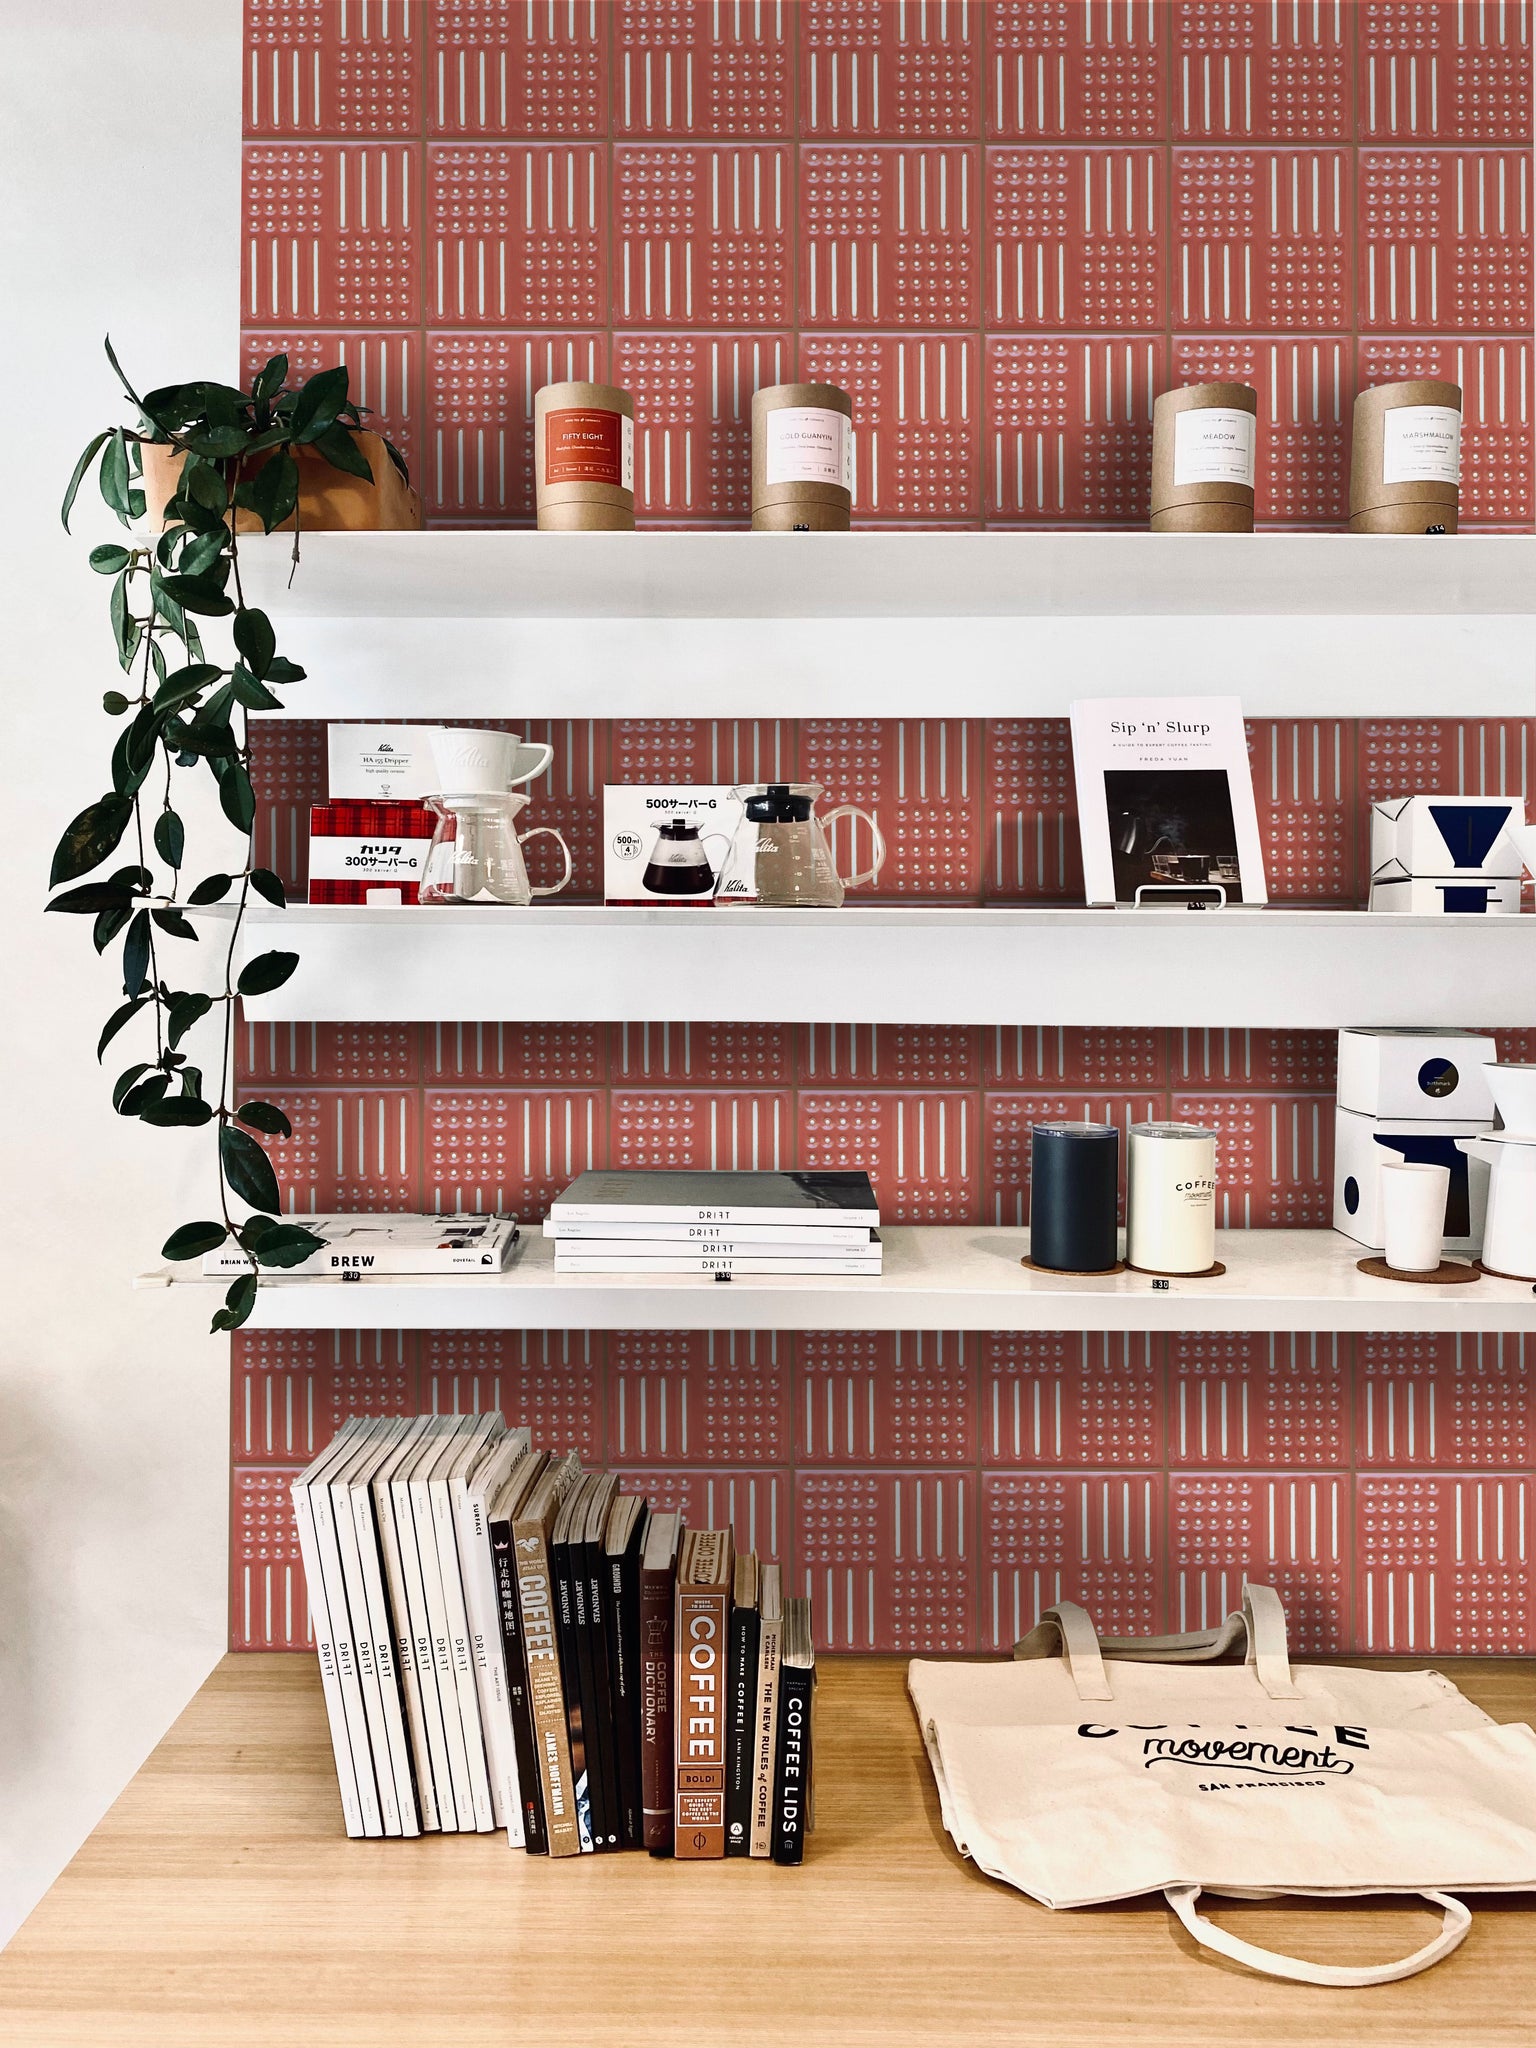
[
  {"xmin": 1028, "ymin": 1123, "xmax": 1121, "ymax": 1274},
  {"xmin": 1127, "ymin": 1122, "xmax": 1218, "ymax": 1275},
  {"xmin": 1149, "ymin": 382, "xmax": 1258, "ymax": 534},
  {"xmin": 751, "ymin": 382, "xmax": 854, "ymax": 532},
  {"xmin": 1349, "ymin": 380, "xmax": 1461, "ymax": 535},
  {"xmin": 534, "ymin": 380, "xmax": 635, "ymax": 531}
]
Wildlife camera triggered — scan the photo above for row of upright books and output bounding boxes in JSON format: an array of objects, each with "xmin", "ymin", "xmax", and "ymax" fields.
[
  {"xmin": 292, "ymin": 1413, "xmax": 815, "ymax": 1863},
  {"xmin": 545, "ymin": 1168, "xmax": 883, "ymax": 1276}
]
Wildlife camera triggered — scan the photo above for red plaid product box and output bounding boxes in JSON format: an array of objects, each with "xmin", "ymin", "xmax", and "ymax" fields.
[{"xmin": 308, "ymin": 802, "xmax": 436, "ymax": 904}]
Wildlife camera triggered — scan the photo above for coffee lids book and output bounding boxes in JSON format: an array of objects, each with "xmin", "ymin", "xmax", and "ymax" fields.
[{"xmin": 1069, "ymin": 696, "xmax": 1267, "ymax": 907}]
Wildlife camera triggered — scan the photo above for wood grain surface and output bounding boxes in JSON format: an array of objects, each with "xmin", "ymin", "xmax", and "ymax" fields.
[{"xmin": 1, "ymin": 1654, "xmax": 1533, "ymax": 2047}]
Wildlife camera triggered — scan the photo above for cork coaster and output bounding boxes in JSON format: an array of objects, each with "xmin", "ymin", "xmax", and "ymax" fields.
[
  {"xmin": 1127, "ymin": 1260, "xmax": 1227, "ymax": 1279},
  {"xmin": 1020, "ymin": 1255, "xmax": 1127, "ymax": 1277},
  {"xmin": 1358, "ymin": 1256, "xmax": 1481, "ymax": 1286},
  {"xmin": 1474, "ymin": 1260, "xmax": 1536, "ymax": 1284}
]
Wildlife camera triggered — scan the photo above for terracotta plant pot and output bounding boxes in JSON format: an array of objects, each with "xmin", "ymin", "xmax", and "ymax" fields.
[{"xmin": 138, "ymin": 430, "xmax": 423, "ymax": 533}]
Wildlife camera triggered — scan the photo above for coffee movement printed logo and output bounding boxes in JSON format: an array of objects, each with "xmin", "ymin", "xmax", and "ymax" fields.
[{"xmin": 1077, "ymin": 1722, "xmax": 1370, "ymax": 1781}]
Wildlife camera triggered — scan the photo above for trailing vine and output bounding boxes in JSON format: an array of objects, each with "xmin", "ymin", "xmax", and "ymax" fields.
[{"xmin": 51, "ymin": 341, "xmax": 404, "ymax": 1331}]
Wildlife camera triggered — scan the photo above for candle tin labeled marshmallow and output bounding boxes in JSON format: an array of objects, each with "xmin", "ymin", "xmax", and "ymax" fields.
[
  {"xmin": 1027, "ymin": 1123, "xmax": 1121, "ymax": 1274},
  {"xmin": 1127, "ymin": 1122, "xmax": 1218, "ymax": 1274},
  {"xmin": 1349, "ymin": 380, "xmax": 1461, "ymax": 535}
]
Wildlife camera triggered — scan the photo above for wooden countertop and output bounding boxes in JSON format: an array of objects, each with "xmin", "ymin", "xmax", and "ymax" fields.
[{"xmin": 1, "ymin": 1654, "xmax": 1533, "ymax": 2047}]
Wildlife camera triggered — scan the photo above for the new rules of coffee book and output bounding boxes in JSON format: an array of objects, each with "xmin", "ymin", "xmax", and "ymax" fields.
[{"xmin": 674, "ymin": 1527, "xmax": 735, "ymax": 1860}]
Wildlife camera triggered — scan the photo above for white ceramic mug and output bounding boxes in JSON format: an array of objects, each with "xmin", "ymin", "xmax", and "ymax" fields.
[
  {"xmin": 1380, "ymin": 1160, "xmax": 1450, "ymax": 1272},
  {"xmin": 428, "ymin": 726, "xmax": 553, "ymax": 797}
]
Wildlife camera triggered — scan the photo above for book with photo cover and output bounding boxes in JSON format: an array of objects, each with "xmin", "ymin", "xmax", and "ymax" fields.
[
  {"xmin": 202, "ymin": 1213, "xmax": 519, "ymax": 1276},
  {"xmin": 1069, "ymin": 696, "xmax": 1267, "ymax": 907},
  {"xmin": 549, "ymin": 1170, "xmax": 879, "ymax": 1229},
  {"xmin": 487, "ymin": 1449, "xmax": 553, "ymax": 1851},
  {"xmin": 551, "ymin": 1475, "xmax": 598, "ymax": 1854},
  {"xmin": 512, "ymin": 1452, "xmax": 585, "ymax": 1858}
]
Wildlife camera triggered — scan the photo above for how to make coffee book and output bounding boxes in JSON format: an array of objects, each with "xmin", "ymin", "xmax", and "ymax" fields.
[
  {"xmin": 546, "ymin": 1170, "xmax": 882, "ymax": 1276},
  {"xmin": 290, "ymin": 1421, "xmax": 815, "ymax": 1869}
]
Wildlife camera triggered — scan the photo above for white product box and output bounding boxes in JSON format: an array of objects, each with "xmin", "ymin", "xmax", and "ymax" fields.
[
  {"xmin": 602, "ymin": 785, "xmax": 743, "ymax": 905},
  {"xmin": 1368, "ymin": 875, "xmax": 1523, "ymax": 915},
  {"xmin": 1333, "ymin": 1106, "xmax": 1491, "ymax": 1253},
  {"xmin": 327, "ymin": 724, "xmax": 440, "ymax": 800},
  {"xmin": 1369, "ymin": 795, "xmax": 1524, "ymax": 881},
  {"xmin": 1336, "ymin": 1028, "xmax": 1498, "ymax": 1122}
]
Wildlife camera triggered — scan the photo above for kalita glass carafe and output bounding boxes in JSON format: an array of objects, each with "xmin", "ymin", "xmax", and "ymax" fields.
[
  {"xmin": 418, "ymin": 792, "xmax": 572, "ymax": 905},
  {"xmin": 720, "ymin": 783, "xmax": 885, "ymax": 908}
]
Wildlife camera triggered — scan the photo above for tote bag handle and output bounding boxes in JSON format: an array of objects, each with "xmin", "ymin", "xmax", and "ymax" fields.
[
  {"xmin": 1165, "ymin": 1886, "xmax": 1471, "ymax": 1987},
  {"xmin": 1015, "ymin": 1582, "xmax": 1302, "ymax": 1701}
]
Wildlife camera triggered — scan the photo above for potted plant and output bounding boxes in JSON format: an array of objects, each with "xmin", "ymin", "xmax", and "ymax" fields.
[{"xmin": 49, "ymin": 340, "xmax": 413, "ymax": 1330}]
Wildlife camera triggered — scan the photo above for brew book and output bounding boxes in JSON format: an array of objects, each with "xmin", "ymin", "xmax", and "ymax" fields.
[
  {"xmin": 203, "ymin": 1213, "xmax": 519, "ymax": 1276},
  {"xmin": 674, "ymin": 1527, "xmax": 735, "ymax": 1860}
]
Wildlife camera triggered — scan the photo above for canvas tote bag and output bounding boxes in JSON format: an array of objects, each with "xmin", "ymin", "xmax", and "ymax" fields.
[{"xmin": 909, "ymin": 1585, "xmax": 1536, "ymax": 1985}]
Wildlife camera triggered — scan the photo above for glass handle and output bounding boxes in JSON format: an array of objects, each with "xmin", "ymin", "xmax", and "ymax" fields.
[
  {"xmin": 517, "ymin": 825, "xmax": 573, "ymax": 897},
  {"xmin": 821, "ymin": 805, "xmax": 886, "ymax": 890}
]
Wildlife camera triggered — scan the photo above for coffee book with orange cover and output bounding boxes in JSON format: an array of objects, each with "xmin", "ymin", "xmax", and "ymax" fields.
[
  {"xmin": 511, "ymin": 1452, "xmax": 585, "ymax": 1858},
  {"xmin": 673, "ymin": 1527, "xmax": 735, "ymax": 1860}
]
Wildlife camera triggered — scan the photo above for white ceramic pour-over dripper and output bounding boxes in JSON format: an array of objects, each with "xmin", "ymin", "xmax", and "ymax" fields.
[
  {"xmin": 428, "ymin": 727, "xmax": 552, "ymax": 798},
  {"xmin": 1486, "ymin": 1063, "xmax": 1536, "ymax": 1136}
]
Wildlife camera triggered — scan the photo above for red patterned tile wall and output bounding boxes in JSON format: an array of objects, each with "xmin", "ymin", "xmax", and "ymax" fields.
[{"xmin": 235, "ymin": 2, "xmax": 1536, "ymax": 1655}]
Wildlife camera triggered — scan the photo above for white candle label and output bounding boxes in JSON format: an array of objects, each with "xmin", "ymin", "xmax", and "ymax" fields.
[
  {"xmin": 309, "ymin": 836, "xmax": 430, "ymax": 881},
  {"xmin": 765, "ymin": 407, "xmax": 853, "ymax": 491},
  {"xmin": 1381, "ymin": 404, "xmax": 1461, "ymax": 485},
  {"xmin": 545, "ymin": 408, "xmax": 634, "ymax": 489},
  {"xmin": 1172, "ymin": 407, "xmax": 1256, "ymax": 487}
]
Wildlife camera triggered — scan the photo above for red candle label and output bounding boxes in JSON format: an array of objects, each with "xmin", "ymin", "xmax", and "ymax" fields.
[{"xmin": 544, "ymin": 407, "xmax": 634, "ymax": 488}]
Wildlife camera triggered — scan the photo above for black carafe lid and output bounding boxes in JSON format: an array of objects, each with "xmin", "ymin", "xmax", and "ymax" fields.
[
  {"xmin": 655, "ymin": 816, "xmax": 702, "ymax": 840},
  {"xmin": 745, "ymin": 783, "xmax": 813, "ymax": 824}
]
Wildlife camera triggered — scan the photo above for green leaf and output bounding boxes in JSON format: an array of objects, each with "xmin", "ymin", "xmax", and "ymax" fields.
[
  {"xmin": 211, "ymin": 1272, "xmax": 258, "ymax": 1334},
  {"xmin": 148, "ymin": 572, "xmax": 187, "ymax": 639},
  {"xmin": 156, "ymin": 573, "xmax": 235, "ymax": 618},
  {"xmin": 97, "ymin": 996, "xmax": 148, "ymax": 1061},
  {"xmin": 109, "ymin": 569, "xmax": 134, "ymax": 666},
  {"xmin": 235, "ymin": 1099, "xmax": 292, "ymax": 1138},
  {"xmin": 232, "ymin": 608, "xmax": 276, "ymax": 679},
  {"xmin": 220, "ymin": 1124, "xmax": 282, "ymax": 1213},
  {"xmin": 262, "ymin": 655, "xmax": 306, "ymax": 686},
  {"xmin": 289, "ymin": 364, "xmax": 350, "ymax": 443},
  {"xmin": 61, "ymin": 430, "xmax": 112, "ymax": 529},
  {"xmin": 151, "ymin": 907, "xmax": 198, "ymax": 940},
  {"xmin": 249, "ymin": 868, "xmax": 287, "ymax": 908},
  {"xmin": 90, "ymin": 543, "xmax": 131, "ymax": 575},
  {"xmin": 153, "ymin": 809, "xmax": 184, "ymax": 869},
  {"xmin": 121, "ymin": 908, "xmax": 151, "ymax": 997},
  {"xmin": 112, "ymin": 1063, "xmax": 151, "ymax": 1111},
  {"xmin": 252, "ymin": 1223, "xmax": 325, "ymax": 1269},
  {"xmin": 162, "ymin": 1220, "xmax": 228, "ymax": 1262},
  {"xmin": 183, "ymin": 428, "xmax": 245, "ymax": 464},
  {"xmin": 102, "ymin": 689, "xmax": 130, "ymax": 715},
  {"xmin": 139, "ymin": 1096, "xmax": 215, "ymax": 1128},
  {"xmin": 167, "ymin": 992, "xmax": 213, "ymax": 1047},
  {"xmin": 110, "ymin": 708, "xmax": 157, "ymax": 798},
  {"xmin": 219, "ymin": 764, "xmax": 257, "ymax": 834},
  {"xmin": 118, "ymin": 1071, "xmax": 169, "ymax": 1117},
  {"xmin": 235, "ymin": 451, "xmax": 299, "ymax": 533},
  {"xmin": 187, "ymin": 873, "xmax": 232, "ymax": 906},
  {"xmin": 252, "ymin": 352, "xmax": 289, "ymax": 406},
  {"xmin": 177, "ymin": 528, "xmax": 227, "ymax": 578},
  {"xmin": 47, "ymin": 880, "xmax": 133, "ymax": 916},
  {"xmin": 178, "ymin": 1065, "xmax": 204, "ymax": 1100},
  {"xmin": 151, "ymin": 662, "xmax": 222, "ymax": 716},
  {"xmin": 312, "ymin": 422, "xmax": 373, "ymax": 481},
  {"xmin": 238, "ymin": 1213, "xmax": 281, "ymax": 1249},
  {"xmin": 236, "ymin": 950, "xmax": 298, "ymax": 998},
  {"xmin": 229, "ymin": 667, "xmax": 282, "ymax": 712},
  {"xmin": 103, "ymin": 335, "xmax": 148, "ymax": 416},
  {"xmin": 92, "ymin": 903, "xmax": 132, "ymax": 953},
  {"xmin": 165, "ymin": 716, "xmax": 238, "ymax": 761},
  {"xmin": 100, "ymin": 429, "xmax": 133, "ymax": 523},
  {"xmin": 50, "ymin": 795, "xmax": 132, "ymax": 887}
]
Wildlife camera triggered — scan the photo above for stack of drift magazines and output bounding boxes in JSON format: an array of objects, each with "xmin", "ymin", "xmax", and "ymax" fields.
[
  {"xmin": 545, "ymin": 1169, "xmax": 882, "ymax": 1276},
  {"xmin": 292, "ymin": 1415, "xmax": 815, "ymax": 1864}
]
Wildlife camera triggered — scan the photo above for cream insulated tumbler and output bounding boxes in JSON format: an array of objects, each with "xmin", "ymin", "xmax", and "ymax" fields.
[
  {"xmin": 1127, "ymin": 1123, "xmax": 1218, "ymax": 1273},
  {"xmin": 1380, "ymin": 1160, "xmax": 1451, "ymax": 1272}
]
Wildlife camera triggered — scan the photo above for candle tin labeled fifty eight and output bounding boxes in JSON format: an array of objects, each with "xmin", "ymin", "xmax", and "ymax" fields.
[{"xmin": 1127, "ymin": 1123, "xmax": 1218, "ymax": 1275}]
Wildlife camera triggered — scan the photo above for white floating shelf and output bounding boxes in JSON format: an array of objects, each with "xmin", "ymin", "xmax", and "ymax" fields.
[
  {"xmin": 235, "ymin": 904, "xmax": 1535, "ymax": 1029},
  {"xmin": 138, "ymin": 1228, "xmax": 1536, "ymax": 1334},
  {"xmin": 239, "ymin": 531, "xmax": 1536, "ymax": 720}
]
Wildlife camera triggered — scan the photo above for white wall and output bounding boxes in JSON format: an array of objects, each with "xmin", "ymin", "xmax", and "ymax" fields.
[{"xmin": 0, "ymin": 1, "xmax": 243, "ymax": 1943}]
